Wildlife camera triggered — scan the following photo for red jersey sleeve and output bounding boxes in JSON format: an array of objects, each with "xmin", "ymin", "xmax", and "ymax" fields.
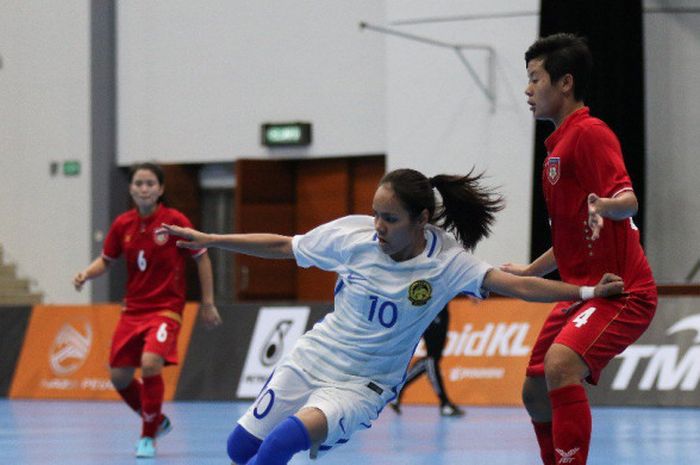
[
  {"xmin": 102, "ymin": 217, "xmax": 124, "ymax": 261},
  {"xmin": 573, "ymin": 123, "xmax": 633, "ymax": 198}
]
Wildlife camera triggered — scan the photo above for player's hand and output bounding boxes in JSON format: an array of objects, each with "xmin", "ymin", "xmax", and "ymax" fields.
[
  {"xmin": 499, "ymin": 262, "xmax": 530, "ymax": 276},
  {"xmin": 199, "ymin": 303, "xmax": 222, "ymax": 329},
  {"xmin": 309, "ymin": 442, "xmax": 320, "ymax": 460},
  {"xmin": 587, "ymin": 193, "xmax": 605, "ymax": 240},
  {"xmin": 73, "ymin": 271, "xmax": 88, "ymax": 291},
  {"xmin": 593, "ymin": 273, "xmax": 624, "ymax": 298},
  {"xmin": 158, "ymin": 224, "xmax": 210, "ymax": 249}
]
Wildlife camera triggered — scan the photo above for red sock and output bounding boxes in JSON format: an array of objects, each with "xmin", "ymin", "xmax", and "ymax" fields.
[
  {"xmin": 549, "ymin": 384, "xmax": 591, "ymax": 465},
  {"xmin": 532, "ymin": 421, "xmax": 555, "ymax": 465},
  {"xmin": 141, "ymin": 374, "xmax": 165, "ymax": 438},
  {"xmin": 116, "ymin": 378, "xmax": 142, "ymax": 413}
]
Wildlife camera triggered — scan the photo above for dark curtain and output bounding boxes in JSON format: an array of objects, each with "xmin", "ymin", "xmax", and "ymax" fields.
[{"xmin": 530, "ymin": 1, "xmax": 646, "ymax": 264}]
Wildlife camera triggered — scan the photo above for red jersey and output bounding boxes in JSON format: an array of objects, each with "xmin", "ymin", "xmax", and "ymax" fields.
[
  {"xmin": 102, "ymin": 204, "xmax": 204, "ymax": 314},
  {"xmin": 542, "ymin": 107, "xmax": 655, "ymax": 292}
]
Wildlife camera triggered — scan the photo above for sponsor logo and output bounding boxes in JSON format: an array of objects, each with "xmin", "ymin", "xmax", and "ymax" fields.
[
  {"xmin": 449, "ymin": 367, "xmax": 505, "ymax": 381},
  {"xmin": 547, "ymin": 157, "xmax": 561, "ymax": 185},
  {"xmin": 49, "ymin": 322, "xmax": 93, "ymax": 376},
  {"xmin": 440, "ymin": 323, "xmax": 531, "ymax": 357},
  {"xmin": 556, "ymin": 447, "xmax": 580, "ymax": 464},
  {"xmin": 610, "ymin": 313, "xmax": 700, "ymax": 391},
  {"xmin": 408, "ymin": 280, "xmax": 432, "ymax": 306},
  {"xmin": 413, "ymin": 322, "xmax": 532, "ymax": 381},
  {"xmin": 236, "ymin": 307, "xmax": 310, "ymax": 398},
  {"xmin": 260, "ymin": 320, "xmax": 294, "ymax": 367}
]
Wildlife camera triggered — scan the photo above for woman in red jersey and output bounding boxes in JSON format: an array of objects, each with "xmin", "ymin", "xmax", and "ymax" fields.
[
  {"xmin": 502, "ymin": 34, "xmax": 657, "ymax": 465},
  {"xmin": 73, "ymin": 162, "xmax": 222, "ymax": 458}
]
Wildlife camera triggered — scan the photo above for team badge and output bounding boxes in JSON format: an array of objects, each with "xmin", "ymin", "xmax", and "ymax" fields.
[
  {"xmin": 547, "ymin": 157, "xmax": 561, "ymax": 185},
  {"xmin": 408, "ymin": 280, "xmax": 432, "ymax": 306},
  {"xmin": 153, "ymin": 229, "xmax": 169, "ymax": 245}
]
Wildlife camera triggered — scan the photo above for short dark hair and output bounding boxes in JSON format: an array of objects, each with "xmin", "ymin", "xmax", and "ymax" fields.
[
  {"xmin": 525, "ymin": 33, "xmax": 592, "ymax": 101},
  {"xmin": 380, "ymin": 168, "xmax": 503, "ymax": 250},
  {"xmin": 129, "ymin": 162, "xmax": 165, "ymax": 185}
]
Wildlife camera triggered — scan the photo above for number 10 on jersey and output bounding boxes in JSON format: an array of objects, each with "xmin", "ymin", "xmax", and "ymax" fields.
[{"xmin": 367, "ymin": 296, "xmax": 398, "ymax": 328}]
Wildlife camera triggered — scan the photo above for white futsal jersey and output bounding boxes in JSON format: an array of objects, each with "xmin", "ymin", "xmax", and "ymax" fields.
[{"xmin": 290, "ymin": 215, "xmax": 493, "ymax": 391}]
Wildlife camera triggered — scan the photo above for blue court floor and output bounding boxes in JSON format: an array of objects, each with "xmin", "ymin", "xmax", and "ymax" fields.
[{"xmin": 1, "ymin": 399, "xmax": 698, "ymax": 464}]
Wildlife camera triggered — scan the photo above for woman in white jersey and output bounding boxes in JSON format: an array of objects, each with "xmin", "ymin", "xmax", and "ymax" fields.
[{"xmin": 160, "ymin": 168, "xmax": 623, "ymax": 465}]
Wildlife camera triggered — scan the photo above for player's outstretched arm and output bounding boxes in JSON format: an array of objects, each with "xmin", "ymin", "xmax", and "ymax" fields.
[
  {"xmin": 483, "ymin": 268, "xmax": 623, "ymax": 303},
  {"xmin": 500, "ymin": 247, "xmax": 557, "ymax": 277},
  {"xmin": 159, "ymin": 224, "xmax": 294, "ymax": 259}
]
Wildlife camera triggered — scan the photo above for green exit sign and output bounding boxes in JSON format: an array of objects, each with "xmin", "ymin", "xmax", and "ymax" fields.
[
  {"xmin": 63, "ymin": 160, "xmax": 81, "ymax": 176},
  {"xmin": 261, "ymin": 122, "xmax": 312, "ymax": 147}
]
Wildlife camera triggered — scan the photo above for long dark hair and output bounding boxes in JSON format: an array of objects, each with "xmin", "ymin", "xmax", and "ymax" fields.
[{"xmin": 380, "ymin": 168, "xmax": 504, "ymax": 250}]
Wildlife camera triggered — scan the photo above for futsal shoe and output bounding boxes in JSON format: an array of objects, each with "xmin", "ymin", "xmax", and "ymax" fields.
[
  {"xmin": 388, "ymin": 401, "xmax": 402, "ymax": 414},
  {"xmin": 135, "ymin": 436, "xmax": 156, "ymax": 458},
  {"xmin": 440, "ymin": 403, "xmax": 465, "ymax": 417},
  {"xmin": 156, "ymin": 414, "xmax": 173, "ymax": 439},
  {"xmin": 134, "ymin": 415, "xmax": 171, "ymax": 452}
]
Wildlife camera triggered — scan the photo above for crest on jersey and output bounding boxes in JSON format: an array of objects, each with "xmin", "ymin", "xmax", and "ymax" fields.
[
  {"xmin": 153, "ymin": 229, "xmax": 169, "ymax": 245},
  {"xmin": 547, "ymin": 157, "xmax": 561, "ymax": 185},
  {"xmin": 408, "ymin": 280, "xmax": 432, "ymax": 306}
]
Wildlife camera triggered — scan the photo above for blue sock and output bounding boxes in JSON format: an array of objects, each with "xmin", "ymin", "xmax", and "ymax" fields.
[
  {"xmin": 227, "ymin": 424, "xmax": 262, "ymax": 464},
  {"xmin": 246, "ymin": 416, "xmax": 311, "ymax": 465}
]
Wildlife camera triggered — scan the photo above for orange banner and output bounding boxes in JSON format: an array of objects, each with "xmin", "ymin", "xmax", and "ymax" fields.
[
  {"xmin": 9, "ymin": 303, "xmax": 198, "ymax": 400},
  {"xmin": 401, "ymin": 298, "xmax": 553, "ymax": 406}
]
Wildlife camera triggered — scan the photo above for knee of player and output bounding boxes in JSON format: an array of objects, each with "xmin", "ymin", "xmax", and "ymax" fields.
[
  {"xmin": 227, "ymin": 425, "xmax": 262, "ymax": 464},
  {"xmin": 543, "ymin": 345, "xmax": 587, "ymax": 385},
  {"xmin": 256, "ymin": 416, "xmax": 312, "ymax": 462}
]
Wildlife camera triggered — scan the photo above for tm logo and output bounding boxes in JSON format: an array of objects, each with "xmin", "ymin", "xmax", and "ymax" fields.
[{"xmin": 611, "ymin": 314, "xmax": 700, "ymax": 391}]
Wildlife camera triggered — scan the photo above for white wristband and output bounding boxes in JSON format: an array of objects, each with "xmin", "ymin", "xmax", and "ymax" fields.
[{"xmin": 580, "ymin": 286, "xmax": 595, "ymax": 301}]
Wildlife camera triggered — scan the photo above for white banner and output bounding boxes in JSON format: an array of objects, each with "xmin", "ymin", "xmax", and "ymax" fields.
[{"xmin": 236, "ymin": 306, "xmax": 310, "ymax": 398}]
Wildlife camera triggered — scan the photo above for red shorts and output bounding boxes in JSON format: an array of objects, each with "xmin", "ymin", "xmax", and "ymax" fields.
[
  {"xmin": 109, "ymin": 311, "xmax": 182, "ymax": 368},
  {"xmin": 526, "ymin": 289, "xmax": 657, "ymax": 384}
]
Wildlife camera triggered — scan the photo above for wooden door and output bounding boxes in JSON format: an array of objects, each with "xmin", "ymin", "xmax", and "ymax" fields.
[
  {"xmin": 233, "ymin": 156, "xmax": 385, "ymax": 302},
  {"xmin": 234, "ymin": 159, "xmax": 297, "ymax": 301},
  {"xmin": 295, "ymin": 159, "xmax": 351, "ymax": 301},
  {"xmin": 295, "ymin": 156, "xmax": 385, "ymax": 301},
  {"xmin": 161, "ymin": 164, "xmax": 202, "ymax": 300}
]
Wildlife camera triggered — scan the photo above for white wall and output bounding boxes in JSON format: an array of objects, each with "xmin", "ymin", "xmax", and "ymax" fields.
[
  {"xmin": 644, "ymin": 1, "xmax": 700, "ymax": 283},
  {"xmin": 2, "ymin": 1, "xmax": 697, "ymax": 303},
  {"xmin": 0, "ymin": 0, "xmax": 92, "ymax": 303},
  {"xmin": 117, "ymin": 1, "xmax": 387, "ymax": 164},
  {"xmin": 385, "ymin": 1, "xmax": 539, "ymax": 266},
  {"xmin": 118, "ymin": 1, "xmax": 538, "ymax": 268}
]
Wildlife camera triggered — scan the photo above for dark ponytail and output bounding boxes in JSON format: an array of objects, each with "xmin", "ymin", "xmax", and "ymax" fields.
[
  {"xmin": 429, "ymin": 170, "xmax": 503, "ymax": 250},
  {"xmin": 380, "ymin": 168, "xmax": 503, "ymax": 251}
]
